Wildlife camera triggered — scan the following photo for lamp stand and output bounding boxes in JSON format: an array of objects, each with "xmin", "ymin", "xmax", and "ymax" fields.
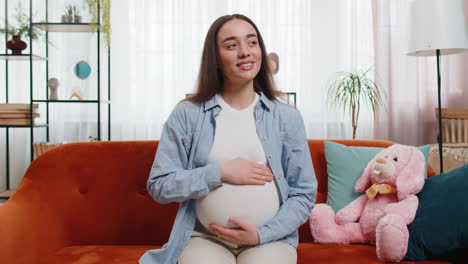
[{"xmin": 436, "ymin": 49, "xmax": 444, "ymax": 174}]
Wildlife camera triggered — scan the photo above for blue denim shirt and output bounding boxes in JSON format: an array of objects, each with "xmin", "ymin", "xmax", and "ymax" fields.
[{"xmin": 140, "ymin": 92, "xmax": 317, "ymax": 264}]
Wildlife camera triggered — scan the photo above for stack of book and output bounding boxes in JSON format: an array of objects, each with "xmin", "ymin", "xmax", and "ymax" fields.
[{"xmin": 0, "ymin": 104, "xmax": 39, "ymax": 125}]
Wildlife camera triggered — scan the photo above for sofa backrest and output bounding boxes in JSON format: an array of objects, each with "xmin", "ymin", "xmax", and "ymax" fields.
[
  {"xmin": 16, "ymin": 140, "xmax": 177, "ymax": 246},
  {"xmin": 14, "ymin": 139, "xmax": 432, "ymax": 245}
]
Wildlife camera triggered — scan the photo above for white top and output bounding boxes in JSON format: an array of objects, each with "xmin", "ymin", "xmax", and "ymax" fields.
[
  {"xmin": 195, "ymin": 93, "xmax": 280, "ymax": 229},
  {"xmin": 207, "ymin": 93, "xmax": 266, "ymax": 165}
]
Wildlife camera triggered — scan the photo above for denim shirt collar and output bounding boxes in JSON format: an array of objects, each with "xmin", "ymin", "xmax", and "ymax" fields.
[{"xmin": 203, "ymin": 91, "xmax": 273, "ymax": 112}]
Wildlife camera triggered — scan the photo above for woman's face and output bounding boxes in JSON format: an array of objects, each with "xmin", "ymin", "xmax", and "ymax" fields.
[{"xmin": 216, "ymin": 19, "xmax": 262, "ymax": 86}]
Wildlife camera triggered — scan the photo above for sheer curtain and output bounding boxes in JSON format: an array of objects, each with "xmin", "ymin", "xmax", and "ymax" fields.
[
  {"xmin": 372, "ymin": 0, "xmax": 468, "ymax": 146},
  {"xmin": 111, "ymin": 0, "xmax": 375, "ymax": 141},
  {"xmin": 1, "ymin": 0, "xmax": 375, "ymax": 190}
]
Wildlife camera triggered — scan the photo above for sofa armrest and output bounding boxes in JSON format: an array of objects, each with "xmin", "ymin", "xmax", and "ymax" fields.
[{"xmin": 0, "ymin": 180, "xmax": 67, "ymax": 264}]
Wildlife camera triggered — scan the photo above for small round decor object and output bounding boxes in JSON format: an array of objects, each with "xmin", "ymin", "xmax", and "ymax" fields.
[
  {"xmin": 74, "ymin": 61, "xmax": 92, "ymax": 79},
  {"xmin": 267, "ymin": 52, "xmax": 279, "ymax": 74}
]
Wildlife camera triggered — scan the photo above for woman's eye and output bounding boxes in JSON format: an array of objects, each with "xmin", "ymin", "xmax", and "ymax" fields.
[
  {"xmin": 249, "ymin": 41, "xmax": 257, "ymax": 46},
  {"xmin": 227, "ymin": 44, "xmax": 236, "ymax": 49},
  {"xmin": 393, "ymin": 157, "xmax": 398, "ymax": 162}
]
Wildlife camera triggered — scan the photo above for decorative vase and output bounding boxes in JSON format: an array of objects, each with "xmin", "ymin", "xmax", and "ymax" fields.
[
  {"xmin": 6, "ymin": 35, "xmax": 27, "ymax": 55},
  {"xmin": 73, "ymin": 15, "xmax": 82, "ymax": 23},
  {"xmin": 61, "ymin": 15, "xmax": 73, "ymax": 23},
  {"xmin": 48, "ymin": 78, "xmax": 60, "ymax": 100}
]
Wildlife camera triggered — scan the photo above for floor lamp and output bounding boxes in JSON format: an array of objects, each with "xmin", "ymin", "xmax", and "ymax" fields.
[{"xmin": 407, "ymin": 0, "xmax": 468, "ymax": 174}]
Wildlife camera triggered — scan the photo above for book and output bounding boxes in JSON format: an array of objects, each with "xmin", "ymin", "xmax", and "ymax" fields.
[
  {"xmin": 0, "ymin": 104, "xmax": 39, "ymax": 111},
  {"xmin": 0, "ymin": 109, "xmax": 39, "ymax": 113},
  {"xmin": 0, "ymin": 113, "xmax": 40, "ymax": 118},
  {"xmin": 0, "ymin": 118, "xmax": 34, "ymax": 125}
]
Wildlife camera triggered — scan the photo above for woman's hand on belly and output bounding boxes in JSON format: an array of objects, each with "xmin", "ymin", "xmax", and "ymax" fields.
[
  {"xmin": 208, "ymin": 217, "xmax": 260, "ymax": 245},
  {"xmin": 220, "ymin": 158, "xmax": 274, "ymax": 185}
]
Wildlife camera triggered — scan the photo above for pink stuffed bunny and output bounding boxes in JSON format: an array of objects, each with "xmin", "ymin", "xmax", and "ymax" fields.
[{"xmin": 310, "ymin": 144, "xmax": 426, "ymax": 262}]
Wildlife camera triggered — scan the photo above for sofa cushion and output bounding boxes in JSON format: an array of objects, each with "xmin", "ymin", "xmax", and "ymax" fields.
[
  {"xmin": 40, "ymin": 245, "xmax": 160, "ymax": 264},
  {"xmin": 40, "ymin": 244, "xmax": 447, "ymax": 264},
  {"xmin": 296, "ymin": 243, "xmax": 447, "ymax": 264},
  {"xmin": 324, "ymin": 141, "xmax": 430, "ymax": 212},
  {"xmin": 405, "ymin": 165, "xmax": 468, "ymax": 262}
]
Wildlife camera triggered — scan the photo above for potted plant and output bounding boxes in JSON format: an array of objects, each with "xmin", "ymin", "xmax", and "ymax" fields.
[
  {"xmin": 62, "ymin": 5, "xmax": 82, "ymax": 23},
  {"xmin": 327, "ymin": 67, "xmax": 386, "ymax": 139},
  {"xmin": 0, "ymin": 7, "xmax": 43, "ymax": 54},
  {"xmin": 87, "ymin": 0, "xmax": 111, "ymax": 49}
]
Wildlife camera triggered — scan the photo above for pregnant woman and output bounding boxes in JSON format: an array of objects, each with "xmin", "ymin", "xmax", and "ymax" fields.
[{"xmin": 140, "ymin": 14, "xmax": 317, "ymax": 264}]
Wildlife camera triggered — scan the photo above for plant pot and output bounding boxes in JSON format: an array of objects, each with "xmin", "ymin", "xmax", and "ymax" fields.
[
  {"xmin": 6, "ymin": 35, "xmax": 27, "ymax": 55},
  {"xmin": 61, "ymin": 15, "xmax": 73, "ymax": 23},
  {"xmin": 73, "ymin": 15, "xmax": 82, "ymax": 23}
]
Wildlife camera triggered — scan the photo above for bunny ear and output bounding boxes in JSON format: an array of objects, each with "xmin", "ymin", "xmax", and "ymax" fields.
[
  {"xmin": 355, "ymin": 158, "xmax": 375, "ymax": 193},
  {"xmin": 396, "ymin": 147, "xmax": 426, "ymax": 200}
]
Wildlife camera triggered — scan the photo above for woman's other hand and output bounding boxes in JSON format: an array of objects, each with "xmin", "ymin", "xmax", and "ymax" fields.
[
  {"xmin": 220, "ymin": 158, "xmax": 274, "ymax": 185},
  {"xmin": 208, "ymin": 217, "xmax": 260, "ymax": 245}
]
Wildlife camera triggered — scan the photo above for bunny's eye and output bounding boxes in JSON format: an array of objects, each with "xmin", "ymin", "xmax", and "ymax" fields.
[{"xmin": 393, "ymin": 157, "xmax": 398, "ymax": 162}]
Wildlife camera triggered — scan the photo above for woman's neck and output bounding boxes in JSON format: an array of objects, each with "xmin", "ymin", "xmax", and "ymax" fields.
[{"xmin": 220, "ymin": 81, "xmax": 256, "ymax": 110}]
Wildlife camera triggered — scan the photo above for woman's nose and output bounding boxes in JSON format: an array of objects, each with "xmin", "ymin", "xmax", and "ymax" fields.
[{"xmin": 238, "ymin": 44, "xmax": 250, "ymax": 58}]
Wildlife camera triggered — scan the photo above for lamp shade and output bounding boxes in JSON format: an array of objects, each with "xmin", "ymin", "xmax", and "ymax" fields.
[{"xmin": 408, "ymin": 0, "xmax": 468, "ymax": 56}]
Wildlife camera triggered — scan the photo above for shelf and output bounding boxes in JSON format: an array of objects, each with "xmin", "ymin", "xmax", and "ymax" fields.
[
  {"xmin": 0, "ymin": 123, "xmax": 48, "ymax": 128},
  {"xmin": 33, "ymin": 23, "xmax": 99, "ymax": 32},
  {"xmin": 33, "ymin": 100, "xmax": 110, "ymax": 104},
  {"xmin": 0, "ymin": 189, "xmax": 15, "ymax": 199},
  {"xmin": 0, "ymin": 54, "xmax": 48, "ymax": 61},
  {"xmin": 1, "ymin": 1, "xmax": 110, "ymax": 196}
]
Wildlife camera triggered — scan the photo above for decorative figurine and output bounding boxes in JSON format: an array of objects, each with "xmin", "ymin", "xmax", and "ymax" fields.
[
  {"xmin": 48, "ymin": 78, "xmax": 59, "ymax": 100},
  {"xmin": 69, "ymin": 87, "xmax": 84, "ymax": 100}
]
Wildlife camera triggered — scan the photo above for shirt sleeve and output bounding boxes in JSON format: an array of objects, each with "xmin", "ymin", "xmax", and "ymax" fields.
[
  {"xmin": 257, "ymin": 109, "xmax": 317, "ymax": 244},
  {"xmin": 147, "ymin": 102, "xmax": 223, "ymax": 204}
]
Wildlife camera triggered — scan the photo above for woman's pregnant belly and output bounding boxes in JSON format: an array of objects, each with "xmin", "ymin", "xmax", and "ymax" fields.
[{"xmin": 195, "ymin": 180, "xmax": 280, "ymax": 228}]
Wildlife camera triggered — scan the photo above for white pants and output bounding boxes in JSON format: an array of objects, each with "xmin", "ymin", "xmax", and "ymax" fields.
[{"xmin": 178, "ymin": 231, "xmax": 297, "ymax": 264}]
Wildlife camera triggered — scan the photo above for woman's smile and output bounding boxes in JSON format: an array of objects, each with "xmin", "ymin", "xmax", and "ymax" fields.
[{"xmin": 238, "ymin": 61, "xmax": 255, "ymax": 71}]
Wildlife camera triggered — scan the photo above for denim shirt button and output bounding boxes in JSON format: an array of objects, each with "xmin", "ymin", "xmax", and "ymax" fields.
[
  {"xmin": 262, "ymin": 137, "xmax": 266, "ymax": 141},
  {"xmin": 268, "ymin": 154, "xmax": 272, "ymax": 159}
]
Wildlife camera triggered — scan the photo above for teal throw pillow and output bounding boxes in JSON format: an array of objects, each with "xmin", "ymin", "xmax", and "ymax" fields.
[
  {"xmin": 324, "ymin": 141, "xmax": 430, "ymax": 212},
  {"xmin": 405, "ymin": 165, "xmax": 468, "ymax": 261}
]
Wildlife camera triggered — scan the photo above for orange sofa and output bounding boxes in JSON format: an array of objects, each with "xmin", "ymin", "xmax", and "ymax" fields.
[{"xmin": 0, "ymin": 140, "xmax": 451, "ymax": 264}]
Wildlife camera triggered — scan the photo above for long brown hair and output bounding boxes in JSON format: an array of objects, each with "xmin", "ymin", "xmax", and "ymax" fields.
[{"xmin": 186, "ymin": 14, "xmax": 281, "ymax": 104}]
